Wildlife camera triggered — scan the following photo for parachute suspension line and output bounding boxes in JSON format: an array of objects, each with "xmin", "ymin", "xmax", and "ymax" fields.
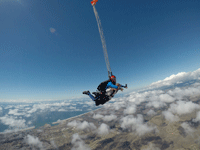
[{"xmin": 93, "ymin": 6, "xmax": 112, "ymax": 78}]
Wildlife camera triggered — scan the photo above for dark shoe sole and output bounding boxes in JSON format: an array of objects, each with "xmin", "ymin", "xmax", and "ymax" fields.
[{"xmin": 83, "ymin": 91, "xmax": 90, "ymax": 95}]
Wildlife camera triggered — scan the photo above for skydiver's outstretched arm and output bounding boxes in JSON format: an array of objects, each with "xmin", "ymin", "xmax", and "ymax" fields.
[
  {"xmin": 107, "ymin": 82, "xmax": 118, "ymax": 89},
  {"xmin": 118, "ymin": 84, "xmax": 128, "ymax": 88},
  {"xmin": 116, "ymin": 83, "xmax": 128, "ymax": 92},
  {"xmin": 108, "ymin": 83, "xmax": 126, "ymax": 92}
]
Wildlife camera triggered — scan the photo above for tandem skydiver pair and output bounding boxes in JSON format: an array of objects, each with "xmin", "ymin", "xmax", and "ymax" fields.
[{"xmin": 83, "ymin": 75, "xmax": 127, "ymax": 106}]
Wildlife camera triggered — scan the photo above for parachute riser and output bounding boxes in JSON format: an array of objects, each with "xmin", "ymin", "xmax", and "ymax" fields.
[
  {"xmin": 108, "ymin": 71, "xmax": 113, "ymax": 79},
  {"xmin": 93, "ymin": 6, "xmax": 112, "ymax": 80}
]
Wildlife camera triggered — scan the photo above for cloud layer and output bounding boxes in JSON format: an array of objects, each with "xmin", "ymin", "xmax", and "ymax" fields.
[
  {"xmin": 168, "ymin": 101, "xmax": 200, "ymax": 115},
  {"xmin": 0, "ymin": 115, "xmax": 27, "ymax": 132},
  {"xmin": 147, "ymin": 68, "xmax": 200, "ymax": 89},
  {"xmin": 24, "ymin": 135, "xmax": 43, "ymax": 150},
  {"xmin": 0, "ymin": 98, "xmax": 98, "ymax": 133},
  {"xmin": 120, "ymin": 114, "xmax": 156, "ymax": 136},
  {"xmin": 71, "ymin": 133, "xmax": 91, "ymax": 150},
  {"xmin": 97, "ymin": 123, "xmax": 110, "ymax": 136},
  {"xmin": 193, "ymin": 111, "xmax": 200, "ymax": 122},
  {"xmin": 162, "ymin": 111, "xmax": 179, "ymax": 122},
  {"xmin": 67, "ymin": 120, "xmax": 96, "ymax": 131},
  {"xmin": 0, "ymin": 67, "xmax": 200, "ymax": 150}
]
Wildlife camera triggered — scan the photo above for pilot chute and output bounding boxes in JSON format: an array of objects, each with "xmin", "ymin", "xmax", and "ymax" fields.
[{"xmin": 91, "ymin": 0, "xmax": 98, "ymax": 6}]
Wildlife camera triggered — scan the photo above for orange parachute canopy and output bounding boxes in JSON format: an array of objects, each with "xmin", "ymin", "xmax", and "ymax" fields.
[{"xmin": 91, "ymin": 0, "xmax": 98, "ymax": 6}]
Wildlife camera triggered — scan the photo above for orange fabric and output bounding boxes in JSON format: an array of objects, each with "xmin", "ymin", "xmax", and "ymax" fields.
[{"xmin": 91, "ymin": 0, "xmax": 98, "ymax": 5}]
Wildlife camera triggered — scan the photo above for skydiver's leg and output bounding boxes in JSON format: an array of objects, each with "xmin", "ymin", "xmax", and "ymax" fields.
[
  {"xmin": 100, "ymin": 95, "xmax": 110, "ymax": 105},
  {"xmin": 110, "ymin": 83, "xmax": 119, "ymax": 97},
  {"xmin": 88, "ymin": 92, "xmax": 96, "ymax": 101},
  {"xmin": 110, "ymin": 89, "xmax": 118, "ymax": 97},
  {"xmin": 83, "ymin": 91, "xmax": 96, "ymax": 101},
  {"xmin": 91, "ymin": 91, "xmax": 108, "ymax": 106},
  {"xmin": 106, "ymin": 88, "xmax": 117, "ymax": 97},
  {"xmin": 97, "ymin": 93, "xmax": 108, "ymax": 105}
]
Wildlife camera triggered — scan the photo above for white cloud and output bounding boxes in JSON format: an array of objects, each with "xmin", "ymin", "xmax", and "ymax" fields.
[
  {"xmin": 50, "ymin": 102, "xmax": 70, "ymax": 107},
  {"xmin": 147, "ymin": 110, "xmax": 156, "ymax": 116},
  {"xmin": 162, "ymin": 111, "xmax": 179, "ymax": 122},
  {"xmin": 167, "ymin": 87, "xmax": 185, "ymax": 100},
  {"xmin": 124, "ymin": 89, "xmax": 176, "ymax": 107},
  {"xmin": 26, "ymin": 102, "xmax": 72, "ymax": 114},
  {"xmin": 77, "ymin": 121, "xmax": 96, "ymax": 131},
  {"xmin": 67, "ymin": 120, "xmax": 96, "ymax": 131},
  {"xmin": 159, "ymin": 94, "xmax": 175, "ymax": 103},
  {"xmin": 146, "ymin": 101, "xmax": 166, "ymax": 109},
  {"xmin": 0, "ymin": 106, "xmax": 2, "ymax": 111},
  {"xmin": 50, "ymin": 139, "xmax": 58, "ymax": 149},
  {"xmin": 97, "ymin": 123, "xmax": 110, "ymax": 136},
  {"xmin": 147, "ymin": 94, "xmax": 160, "ymax": 102},
  {"xmin": 136, "ymin": 123, "xmax": 156, "ymax": 136},
  {"xmin": 28, "ymin": 121, "xmax": 32, "ymax": 125},
  {"xmin": 147, "ymin": 68, "xmax": 200, "ymax": 89},
  {"xmin": 167, "ymin": 86, "xmax": 200, "ymax": 100},
  {"xmin": 124, "ymin": 105, "xmax": 136, "ymax": 115},
  {"xmin": 25, "ymin": 113, "xmax": 31, "ymax": 118},
  {"xmin": 84, "ymin": 101, "xmax": 94, "ymax": 106},
  {"xmin": 181, "ymin": 122, "xmax": 194, "ymax": 135},
  {"xmin": 24, "ymin": 135, "xmax": 43, "ymax": 150},
  {"xmin": 120, "ymin": 114, "xmax": 156, "ymax": 136},
  {"xmin": 193, "ymin": 111, "xmax": 200, "ymax": 122},
  {"xmin": 14, "ymin": 105, "xmax": 27, "ymax": 109},
  {"xmin": 71, "ymin": 133, "xmax": 91, "ymax": 150},
  {"xmin": 58, "ymin": 108, "xmax": 67, "ymax": 112},
  {"xmin": 102, "ymin": 114, "xmax": 117, "ymax": 122},
  {"xmin": 5, "ymin": 105, "xmax": 14, "ymax": 109},
  {"xmin": 67, "ymin": 120, "xmax": 78, "ymax": 127},
  {"xmin": 50, "ymin": 107, "xmax": 57, "ymax": 112},
  {"xmin": 169, "ymin": 101, "xmax": 200, "ymax": 115},
  {"xmin": 25, "ymin": 107, "xmax": 31, "ymax": 110},
  {"xmin": 142, "ymin": 142, "xmax": 160, "ymax": 150},
  {"xmin": 8, "ymin": 109, "xmax": 24, "ymax": 116},
  {"xmin": 27, "ymin": 106, "xmax": 39, "ymax": 114},
  {"xmin": 0, "ymin": 115, "xmax": 27, "ymax": 129},
  {"xmin": 93, "ymin": 114, "xmax": 104, "ymax": 119},
  {"xmin": 111, "ymin": 101, "xmax": 126, "ymax": 110},
  {"xmin": 193, "ymin": 82, "xmax": 200, "ymax": 87},
  {"xmin": 69, "ymin": 106, "xmax": 76, "ymax": 109},
  {"xmin": 127, "ymin": 92, "xmax": 147, "ymax": 104}
]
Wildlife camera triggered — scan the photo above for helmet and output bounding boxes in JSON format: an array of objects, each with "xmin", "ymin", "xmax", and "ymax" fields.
[{"xmin": 110, "ymin": 75, "xmax": 116, "ymax": 83}]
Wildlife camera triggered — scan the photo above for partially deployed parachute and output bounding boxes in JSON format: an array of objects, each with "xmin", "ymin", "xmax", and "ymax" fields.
[
  {"xmin": 92, "ymin": 1, "xmax": 112, "ymax": 78},
  {"xmin": 91, "ymin": 0, "xmax": 98, "ymax": 6}
]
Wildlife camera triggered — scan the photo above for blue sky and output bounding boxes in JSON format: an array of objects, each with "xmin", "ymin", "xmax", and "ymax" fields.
[{"xmin": 0, "ymin": 0, "xmax": 200, "ymax": 101}]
